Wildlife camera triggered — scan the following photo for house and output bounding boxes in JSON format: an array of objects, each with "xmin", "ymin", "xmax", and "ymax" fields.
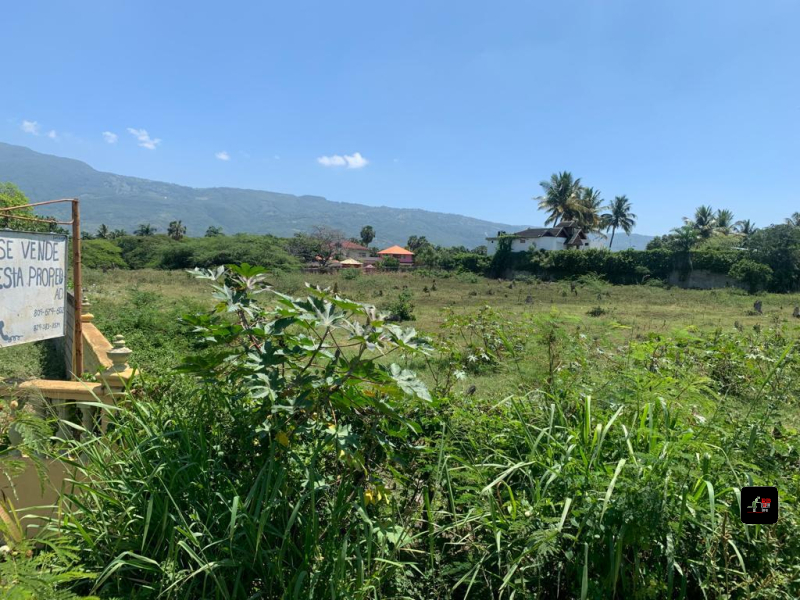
[
  {"xmin": 486, "ymin": 221, "xmax": 590, "ymax": 254},
  {"xmin": 377, "ymin": 245, "xmax": 414, "ymax": 265},
  {"xmin": 334, "ymin": 240, "xmax": 372, "ymax": 260}
]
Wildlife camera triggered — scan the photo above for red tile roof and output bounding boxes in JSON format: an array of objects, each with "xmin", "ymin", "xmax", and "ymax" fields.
[{"xmin": 336, "ymin": 240, "xmax": 370, "ymax": 251}]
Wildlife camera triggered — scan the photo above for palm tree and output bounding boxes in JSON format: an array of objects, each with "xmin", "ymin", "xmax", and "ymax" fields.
[
  {"xmin": 574, "ymin": 186, "xmax": 605, "ymax": 233},
  {"xmin": 96, "ymin": 224, "xmax": 110, "ymax": 239},
  {"xmin": 684, "ymin": 205, "xmax": 716, "ymax": 239},
  {"xmin": 786, "ymin": 212, "xmax": 800, "ymax": 227},
  {"xmin": 536, "ymin": 171, "xmax": 583, "ymax": 226},
  {"xmin": 135, "ymin": 223, "xmax": 157, "ymax": 236},
  {"xmin": 715, "ymin": 209, "xmax": 735, "ymax": 235},
  {"xmin": 735, "ymin": 219, "xmax": 757, "ymax": 237},
  {"xmin": 602, "ymin": 195, "xmax": 637, "ymax": 248},
  {"xmin": 205, "ymin": 226, "xmax": 224, "ymax": 237},
  {"xmin": 360, "ymin": 225, "xmax": 375, "ymax": 246},
  {"xmin": 167, "ymin": 220, "xmax": 187, "ymax": 241},
  {"xmin": 110, "ymin": 228, "xmax": 127, "ymax": 239}
]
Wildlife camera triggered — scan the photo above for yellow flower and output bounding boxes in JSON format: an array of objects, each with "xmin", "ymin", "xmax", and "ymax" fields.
[
  {"xmin": 276, "ymin": 431, "xmax": 290, "ymax": 447},
  {"xmin": 364, "ymin": 490, "xmax": 375, "ymax": 505}
]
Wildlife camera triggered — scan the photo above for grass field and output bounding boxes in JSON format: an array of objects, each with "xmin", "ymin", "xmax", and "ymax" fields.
[
  {"xmin": 3, "ymin": 267, "xmax": 800, "ymax": 597},
  {"xmin": 4, "ymin": 267, "xmax": 799, "ymax": 388}
]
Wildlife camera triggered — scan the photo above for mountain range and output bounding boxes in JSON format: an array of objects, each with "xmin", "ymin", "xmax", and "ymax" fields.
[{"xmin": 0, "ymin": 142, "xmax": 652, "ymax": 249}]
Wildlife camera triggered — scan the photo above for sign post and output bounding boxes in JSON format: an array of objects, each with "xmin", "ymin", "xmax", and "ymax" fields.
[
  {"xmin": 71, "ymin": 199, "xmax": 83, "ymax": 375},
  {"xmin": 0, "ymin": 230, "xmax": 68, "ymax": 347},
  {"xmin": 0, "ymin": 198, "xmax": 83, "ymax": 376}
]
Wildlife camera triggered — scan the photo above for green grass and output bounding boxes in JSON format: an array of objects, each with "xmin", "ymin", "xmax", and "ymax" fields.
[
  {"xmin": 47, "ymin": 266, "xmax": 800, "ymax": 599},
  {"xmin": 5, "ymin": 268, "xmax": 799, "ymax": 382}
]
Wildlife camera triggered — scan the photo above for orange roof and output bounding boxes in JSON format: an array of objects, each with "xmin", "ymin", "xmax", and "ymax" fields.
[{"xmin": 378, "ymin": 245, "xmax": 414, "ymax": 255}]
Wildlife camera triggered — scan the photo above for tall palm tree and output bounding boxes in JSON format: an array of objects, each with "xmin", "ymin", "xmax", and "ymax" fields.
[
  {"xmin": 715, "ymin": 209, "xmax": 735, "ymax": 235},
  {"xmin": 536, "ymin": 171, "xmax": 583, "ymax": 226},
  {"xmin": 134, "ymin": 223, "xmax": 157, "ymax": 236},
  {"xmin": 96, "ymin": 224, "xmax": 110, "ymax": 239},
  {"xmin": 574, "ymin": 186, "xmax": 605, "ymax": 233},
  {"xmin": 684, "ymin": 205, "xmax": 716, "ymax": 239},
  {"xmin": 786, "ymin": 212, "xmax": 800, "ymax": 227},
  {"xmin": 735, "ymin": 219, "xmax": 757, "ymax": 237},
  {"xmin": 360, "ymin": 225, "xmax": 375, "ymax": 246},
  {"xmin": 167, "ymin": 220, "xmax": 187, "ymax": 241},
  {"xmin": 602, "ymin": 195, "xmax": 637, "ymax": 248}
]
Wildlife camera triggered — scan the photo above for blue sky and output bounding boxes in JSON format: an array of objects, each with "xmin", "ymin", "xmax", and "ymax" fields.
[{"xmin": 3, "ymin": 1, "xmax": 799, "ymax": 235}]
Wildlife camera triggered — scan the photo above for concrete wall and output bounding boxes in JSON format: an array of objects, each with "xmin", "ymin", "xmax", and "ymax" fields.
[
  {"xmin": 668, "ymin": 269, "xmax": 745, "ymax": 290},
  {"xmin": 487, "ymin": 235, "xmax": 590, "ymax": 255}
]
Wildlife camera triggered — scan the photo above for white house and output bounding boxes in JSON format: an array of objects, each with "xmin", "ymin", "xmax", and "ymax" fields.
[{"xmin": 486, "ymin": 221, "xmax": 590, "ymax": 255}]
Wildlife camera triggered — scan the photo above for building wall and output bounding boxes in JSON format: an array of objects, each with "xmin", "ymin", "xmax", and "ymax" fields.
[
  {"xmin": 487, "ymin": 235, "xmax": 575, "ymax": 255},
  {"xmin": 341, "ymin": 248, "xmax": 371, "ymax": 260}
]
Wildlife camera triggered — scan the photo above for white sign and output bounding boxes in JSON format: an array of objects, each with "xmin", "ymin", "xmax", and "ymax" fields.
[{"xmin": 0, "ymin": 230, "xmax": 68, "ymax": 348}]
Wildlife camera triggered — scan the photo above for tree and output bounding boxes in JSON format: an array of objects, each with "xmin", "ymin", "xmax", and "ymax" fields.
[
  {"xmin": 0, "ymin": 182, "xmax": 59, "ymax": 232},
  {"xmin": 205, "ymin": 226, "xmax": 224, "ymax": 237},
  {"xmin": 786, "ymin": 212, "xmax": 800, "ymax": 227},
  {"xmin": 306, "ymin": 225, "xmax": 345, "ymax": 267},
  {"xmin": 735, "ymin": 219, "xmax": 757, "ymax": 237},
  {"xmin": 96, "ymin": 224, "xmax": 110, "ymax": 239},
  {"xmin": 110, "ymin": 228, "xmax": 127, "ymax": 239},
  {"xmin": 729, "ymin": 259, "xmax": 773, "ymax": 294},
  {"xmin": 360, "ymin": 225, "xmax": 375, "ymax": 246},
  {"xmin": 536, "ymin": 171, "xmax": 583, "ymax": 226},
  {"xmin": 167, "ymin": 220, "xmax": 187, "ymax": 241},
  {"xmin": 746, "ymin": 224, "xmax": 800, "ymax": 292},
  {"xmin": 407, "ymin": 235, "xmax": 430, "ymax": 252},
  {"xmin": 684, "ymin": 205, "xmax": 716, "ymax": 239},
  {"xmin": 135, "ymin": 223, "xmax": 157, "ymax": 236},
  {"xmin": 715, "ymin": 209, "xmax": 735, "ymax": 235},
  {"xmin": 601, "ymin": 195, "xmax": 636, "ymax": 248},
  {"xmin": 574, "ymin": 187, "xmax": 605, "ymax": 233},
  {"xmin": 670, "ymin": 224, "xmax": 700, "ymax": 278}
]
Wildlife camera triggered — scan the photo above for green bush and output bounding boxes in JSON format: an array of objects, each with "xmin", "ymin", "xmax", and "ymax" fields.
[
  {"xmin": 81, "ymin": 239, "xmax": 127, "ymax": 270},
  {"xmin": 383, "ymin": 289, "xmax": 415, "ymax": 321},
  {"xmin": 340, "ymin": 267, "xmax": 361, "ymax": 280},
  {"xmin": 729, "ymin": 258, "xmax": 773, "ymax": 293},
  {"xmin": 62, "ymin": 265, "xmax": 432, "ymax": 598}
]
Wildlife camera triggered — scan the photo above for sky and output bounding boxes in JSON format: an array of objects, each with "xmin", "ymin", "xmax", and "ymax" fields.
[{"xmin": 3, "ymin": 0, "xmax": 799, "ymax": 236}]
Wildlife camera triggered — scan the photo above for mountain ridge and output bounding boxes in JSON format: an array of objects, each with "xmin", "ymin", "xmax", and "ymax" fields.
[{"xmin": 0, "ymin": 142, "xmax": 652, "ymax": 249}]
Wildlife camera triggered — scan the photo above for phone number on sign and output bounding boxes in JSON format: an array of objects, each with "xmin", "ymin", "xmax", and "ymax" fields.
[
  {"xmin": 33, "ymin": 322, "xmax": 60, "ymax": 332},
  {"xmin": 33, "ymin": 307, "xmax": 65, "ymax": 317}
]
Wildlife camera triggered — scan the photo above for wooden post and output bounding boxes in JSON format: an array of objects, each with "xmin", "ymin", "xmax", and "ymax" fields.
[{"xmin": 71, "ymin": 199, "xmax": 83, "ymax": 378}]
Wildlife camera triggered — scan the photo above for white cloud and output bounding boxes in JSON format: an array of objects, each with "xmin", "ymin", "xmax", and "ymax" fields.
[
  {"xmin": 47, "ymin": 130, "xmax": 58, "ymax": 140},
  {"xmin": 317, "ymin": 151, "xmax": 369, "ymax": 169},
  {"xmin": 102, "ymin": 131, "xmax": 118, "ymax": 144},
  {"xmin": 21, "ymin": 120, "xmax": 40, "ymax": 135},
  {"xmin": 215, "ymin": 151, "xmax": 230, "ymax": 161},
  {"xmin": 127, "ymin": 127, "xmax": 161, "ymax": 150}
]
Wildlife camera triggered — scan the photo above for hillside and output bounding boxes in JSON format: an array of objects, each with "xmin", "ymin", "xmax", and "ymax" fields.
[
  {"xmin": 0, "ymin": 142, "xmax": 652, "ymax": 249},
  {"xmin": 0, "ymin": 143, "xmax": 522, "ymax": 248}
]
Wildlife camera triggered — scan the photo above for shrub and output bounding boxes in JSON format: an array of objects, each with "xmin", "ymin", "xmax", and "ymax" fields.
[
  {"xmin": 729, "ymin": 258, "xmax": 773, "ymax": 293},
  {"xmin": 81, "ymin": 239, "xmax": 127, "ymax": 270},
  {"xmin": 340, "ymin": 267, "xmax": 361, "ymax": 280},
  {"xmin": 383, "ymin": 289, "xmax": 415, "ymax": 321},
  {"xmin": 380, "ymin": 256, "xmax": 400, "ymax": 270},
  {"xmin": 62, "ymin": 265, "xmax": 432, "ymax": 598}
]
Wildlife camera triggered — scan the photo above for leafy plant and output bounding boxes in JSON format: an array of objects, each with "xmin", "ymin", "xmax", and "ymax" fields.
[{"xmin": 61, "ymin": 264, "xmax": 433, "ymax": 598}]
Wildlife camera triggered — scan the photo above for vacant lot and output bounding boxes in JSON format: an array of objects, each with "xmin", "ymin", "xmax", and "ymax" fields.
[{"xmin": 2, "ymin": 268, "xmax": 799, "ymax": 598}]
